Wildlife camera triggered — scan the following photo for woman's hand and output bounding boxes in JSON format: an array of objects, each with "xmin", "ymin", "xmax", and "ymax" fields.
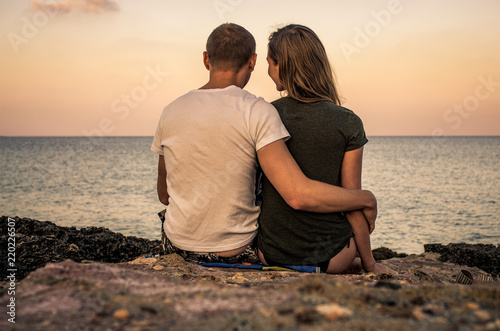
[{"xmin": 360, "ymin": 190, "xmax": 376, "ymax": 234}]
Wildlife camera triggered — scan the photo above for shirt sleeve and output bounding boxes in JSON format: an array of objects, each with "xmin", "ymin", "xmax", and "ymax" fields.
[
  {"xmin": 249, "ymin": 99, "xmax": 290, "ymax": 151},
  {"xmin": 346, "ymin": 112, "xmax": 368, "ymax": 151}
]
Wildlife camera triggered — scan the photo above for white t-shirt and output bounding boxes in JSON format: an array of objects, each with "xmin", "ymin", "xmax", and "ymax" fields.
[{"xmin": 151, "ymin": 85, "xmax": 290, "ymax": 252}]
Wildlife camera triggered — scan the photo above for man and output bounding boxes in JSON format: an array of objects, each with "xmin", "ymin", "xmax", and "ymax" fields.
[{"xmin": 151, "ymin": 23, "xmax": 376, "ymax": 264}]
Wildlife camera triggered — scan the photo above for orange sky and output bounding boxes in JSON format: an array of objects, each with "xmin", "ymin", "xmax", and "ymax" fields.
[{"xmin": 1, "ymin": 0, "xmax": 499, "ymax": 136}]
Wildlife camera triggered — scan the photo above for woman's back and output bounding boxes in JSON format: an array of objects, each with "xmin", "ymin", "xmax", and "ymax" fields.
[{"xmin": 257, "ymin": 97, "xmax": 368, "ymax": 266}]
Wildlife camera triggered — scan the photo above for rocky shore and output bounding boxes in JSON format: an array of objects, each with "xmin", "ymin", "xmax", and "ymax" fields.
[
  {"xmin": 1, "ymin": 216, "xmax": 499, "ymax": 330},
  {"xmin": 0, "ymin": 216, "xmax": 162, "ymax": 281}
]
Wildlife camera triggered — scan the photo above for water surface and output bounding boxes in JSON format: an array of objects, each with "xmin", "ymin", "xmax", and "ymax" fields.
[{"xmin": 1, "ymin": 136, "xmax": 498, "ymax": 254}]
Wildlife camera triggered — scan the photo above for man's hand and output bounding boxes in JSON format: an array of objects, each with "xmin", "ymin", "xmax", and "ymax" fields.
[{"xmin": 258, "ymin": 140, "xmax": 377, "ymax": 213}]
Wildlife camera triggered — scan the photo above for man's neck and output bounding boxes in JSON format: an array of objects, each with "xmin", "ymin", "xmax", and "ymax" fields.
[{"xmin": 200, "ymin": 69, "xmax": 248, "ymax": 90}]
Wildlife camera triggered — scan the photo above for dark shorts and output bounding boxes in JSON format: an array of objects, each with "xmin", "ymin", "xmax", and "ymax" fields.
[
  {"xmin": 261, "ymin": 233, "xmax": 354, "ymax": 273},
  {"xmin": 159, "ymin": 210, "xmax": 260, "ymax": 264}
]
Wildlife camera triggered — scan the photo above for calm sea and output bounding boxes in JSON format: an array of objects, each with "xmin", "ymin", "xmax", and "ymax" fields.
[{"xmin": 1, "ymin": 136, "xmax": 498, "ymax": 254}]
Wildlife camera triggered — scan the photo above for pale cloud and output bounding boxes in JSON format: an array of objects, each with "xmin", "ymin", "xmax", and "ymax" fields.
[{"xmin": 31, "ymin": 0, "xmax": 119, "ymax": 14}]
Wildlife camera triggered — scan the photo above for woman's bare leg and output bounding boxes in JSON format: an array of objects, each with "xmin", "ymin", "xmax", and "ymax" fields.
[
  {"xmin": 261, "ymin": 238, "xmax": 360, "ymax": 274},
  {"xmin": 326, "ymin": 237, "xmax": 359, "ymax": 274},
  {"xmin": 258, "ymin": 249, "xmax": 268, "ymax": 265}
]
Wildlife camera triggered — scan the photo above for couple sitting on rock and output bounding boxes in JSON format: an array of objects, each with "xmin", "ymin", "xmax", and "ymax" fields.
[{"xmin": 151, "ymin": 23, "xmax": 395, "ymax": 274}]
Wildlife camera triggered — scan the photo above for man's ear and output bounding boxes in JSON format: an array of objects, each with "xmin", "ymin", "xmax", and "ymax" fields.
[
  {"xmin": 203, "ymin": 51, "xmax": 210, "ymax": 70},
  {"xmin": 248, "ymin": 53, "xmax": 257, "ymax": 72}
]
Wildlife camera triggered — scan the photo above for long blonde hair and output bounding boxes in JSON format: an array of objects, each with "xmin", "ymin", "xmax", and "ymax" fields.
[{"xmin": 268, "ymin": 24, "xmax": 341, "ymax": 105}]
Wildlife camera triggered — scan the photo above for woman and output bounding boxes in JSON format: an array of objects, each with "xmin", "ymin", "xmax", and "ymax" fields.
[{"xmin": 257, "ymin": 24, "xmax": 395, "ymax": 274}]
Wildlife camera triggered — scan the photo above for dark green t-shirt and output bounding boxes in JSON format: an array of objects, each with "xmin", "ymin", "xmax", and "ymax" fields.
[{"xmin": 257, "ymin": 97, "xmax": 368, "ymax": 266}]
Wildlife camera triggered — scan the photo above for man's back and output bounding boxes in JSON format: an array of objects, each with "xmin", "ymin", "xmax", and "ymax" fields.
[{"xmin": 151, "ymin": 85, "xmax": 289, "ymax": 252}]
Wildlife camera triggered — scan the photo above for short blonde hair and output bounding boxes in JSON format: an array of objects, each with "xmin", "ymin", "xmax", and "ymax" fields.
[{"xmin": 268, "ymin": 24, "xmax": 341, "ymax": 105}]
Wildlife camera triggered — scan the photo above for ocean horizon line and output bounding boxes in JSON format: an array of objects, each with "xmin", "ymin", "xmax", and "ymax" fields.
[{"xmin": 1, "ymin": 135, "xmax": 499, "ymax": 139}]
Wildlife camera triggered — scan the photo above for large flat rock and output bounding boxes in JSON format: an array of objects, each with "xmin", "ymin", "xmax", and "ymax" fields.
[
  {"xmin": 1, "ymin": 252, "xmax": 498, "ymax": 330},
  {"xmin": 1, "ymin": 216, "xmax": 498, "ymax": 330}
]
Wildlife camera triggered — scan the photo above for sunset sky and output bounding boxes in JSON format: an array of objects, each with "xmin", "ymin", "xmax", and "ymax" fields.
[{"xmin": 1, "ymin": 0, "xmax": 499, "ymax": 136}]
